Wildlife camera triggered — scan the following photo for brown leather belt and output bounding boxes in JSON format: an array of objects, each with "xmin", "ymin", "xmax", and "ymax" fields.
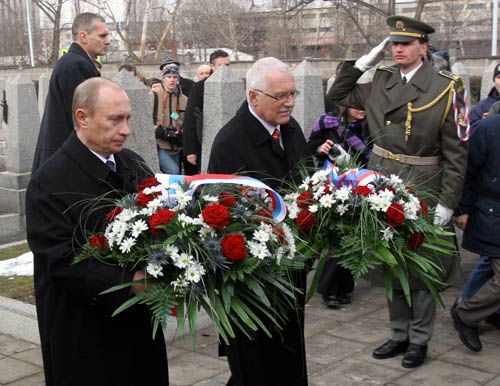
[{"xmin": 372, "ymin": 144, "xmax": 440, "ymax": 166}]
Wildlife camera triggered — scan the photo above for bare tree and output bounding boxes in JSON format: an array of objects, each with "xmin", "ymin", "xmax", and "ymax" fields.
[
  {"xmin": 0, "ymin": 0, "xmax": 30, "ymax": 61},
  {"xmin": 33, "ymin": 0, "xmax": 67, "ymax": 64}
]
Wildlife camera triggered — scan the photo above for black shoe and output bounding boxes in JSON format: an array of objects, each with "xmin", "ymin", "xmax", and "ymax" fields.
[
  {"xmin": 402, "ymin": 343, "xmax": 427, "ymax": 368},
  {"xmin": 485, "ymin": 313, "xmax": 500, "ymax": 329},
  {"xmin": 373, "ymin": 340, "xmax": 409, "ymax": 359},
  {"xmin": 337, "ymin": 295, "xmax": 352, "ymax": 305},
  {"xmin": 451, "ymin": 308, "xmax": 482, "ymax": 352},
  {"xmin": 322, "ymin": 295, "xmax": 342, "ymax": 308}
]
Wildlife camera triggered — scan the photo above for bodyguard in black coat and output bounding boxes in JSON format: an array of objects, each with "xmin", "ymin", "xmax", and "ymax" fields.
[
  {"xmin": 452, "ymin": 114, "xmax": 500, "ymax": 351},
  {"xmin": 209, "ymin": 57, "xmax": 314, "ymax": 386},
  {"xmin": 32, "ymin": 13, "xmax": 109, "ymax": 172},
  {"xmin": 457, "ymin": 114, "xmax": 500, "ymax": 257},
  {"xmin": 183, "ymin": 50, "xmax": 231, "ymax": 174},
  {"xmin": 26, "ymin": 79, "xmax": 169, "ymax": 386}
]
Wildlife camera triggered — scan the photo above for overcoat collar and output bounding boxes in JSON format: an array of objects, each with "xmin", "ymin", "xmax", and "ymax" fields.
[
  {"xmin": 236, "ymin": 101, "xmax": 301, "ymax": 160},
  {"xmin": 62, "ymin": 132, "xmax": 133, "ymax": 189},
  {"xmin": 384, "ymin": 60, "xmax": 433, "ymax": 114},
  {"xmin": 68, "ymin": 42, "xmax": 100, "ymax": 73}
]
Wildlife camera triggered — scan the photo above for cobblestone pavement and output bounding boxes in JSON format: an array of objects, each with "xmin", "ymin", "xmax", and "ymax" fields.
[{"xmin": 1, "ymin": 251, "xmax": 500, "ymax": 385}]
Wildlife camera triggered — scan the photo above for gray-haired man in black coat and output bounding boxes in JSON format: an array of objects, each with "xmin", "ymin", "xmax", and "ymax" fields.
[{"xmin": 209, "ymin": 57, "xmax": 315, "ymax": 386}]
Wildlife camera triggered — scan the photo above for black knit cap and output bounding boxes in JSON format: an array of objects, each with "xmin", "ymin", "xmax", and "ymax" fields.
[{"xmin": 494, "ymin": 63, "xmax": 500, "ymax": 80}]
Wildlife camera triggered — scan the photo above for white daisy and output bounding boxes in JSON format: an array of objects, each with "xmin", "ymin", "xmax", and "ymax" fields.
[
  {"xmin": 119, "ymin": 237, "xmax": 136, "ymax": 253},
  {"xmin": 173, "ymin": 252, "xmax": 193, "ymax": 269},
  {"xmin": 380, "ymin": 227, "xmax": 394, "ymax": 241},
  {"xmin": 130, "ymin": 219, "xmax": 148, "ymax": 238},
  {"xmin": 185, "ymin": 262, "xmax": 206, "ymax": 283},
  {"xmin": 308, "ymin": 204, "xmax": 319, "ymax": 213},
  {"xmin": 319, "ymin": 194, "xmax": 335, "ymax": 208},
  {"xmin": 146, "ymin": 263, "xmax": 163, "ymax": 278}
]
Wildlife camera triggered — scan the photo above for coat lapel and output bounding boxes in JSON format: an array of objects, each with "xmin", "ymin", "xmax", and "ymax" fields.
[
  {"xmin": 239, "ymin": 102, "xmax": 287, "ymax": 160},
  {"xmin": 384, "ymin": 61, "xmax": 432, "ymax": 114}
]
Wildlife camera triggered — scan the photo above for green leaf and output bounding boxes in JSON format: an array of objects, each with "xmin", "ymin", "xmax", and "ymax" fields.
[
  {"xmin": 391, "ymin": 265, "xmax": 411, "ymax": 306},
  {"xmin": 376, "ymin": 245, "xmax": 398, "ymax": 267},
  {"xmin": 383, "ymin": 267, "xmax": 393, "ymax": 302},
  {"xmin": 100, "ymin": 281, "xmax": 133, "ymax": 294},
  {"xmin": 306, "ymin": 247, "xmax": 330, "ymax": 302},
  {"xmin": 111, "ymin": 294, "xmax": 143, "ymax": 317}
]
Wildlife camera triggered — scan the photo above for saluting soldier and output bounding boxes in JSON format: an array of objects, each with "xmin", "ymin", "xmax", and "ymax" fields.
[{"xmin": 329, "ymin": 16, "xmax": 468, "ymax": 368}]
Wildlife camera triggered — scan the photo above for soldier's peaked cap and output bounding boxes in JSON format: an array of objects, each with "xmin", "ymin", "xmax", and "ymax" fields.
[{"xmin": 387, "ymin": 15, "xmax": 435, "ymax": 43}]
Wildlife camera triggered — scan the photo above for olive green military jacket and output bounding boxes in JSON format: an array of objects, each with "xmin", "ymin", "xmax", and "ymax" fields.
[
  {"xmin": 329, "ymin": 60, "xmax": 468, "ymax": 210},
  {"xmin": 329, "ymin": 60, "xmax": 468, "ymax": 289}
]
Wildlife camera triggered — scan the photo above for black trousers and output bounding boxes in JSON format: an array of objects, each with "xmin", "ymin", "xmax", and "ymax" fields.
[
  {"xmin": 223, "ymin": 270, "xmax": 308, "ymax": 386},
  {"xmin": 317, "ymin": 258, "xmax": 354, "ymax": 298}
]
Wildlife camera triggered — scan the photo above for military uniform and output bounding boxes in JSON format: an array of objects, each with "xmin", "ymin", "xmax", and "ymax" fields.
[{"xmin": 329, "ymin": 15, "xmax": 468, "ymax": 365}]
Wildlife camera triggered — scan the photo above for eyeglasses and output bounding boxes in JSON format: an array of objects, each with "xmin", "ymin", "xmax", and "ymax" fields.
[{"xmin": 254, "ymin": 89, "xmax": 300, "ymax": 102}]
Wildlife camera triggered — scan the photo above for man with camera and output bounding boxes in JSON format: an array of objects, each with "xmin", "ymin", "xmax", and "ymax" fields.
[{"xmin": 151, "ymin": 64, "xmax": 187, "ymax": 174}]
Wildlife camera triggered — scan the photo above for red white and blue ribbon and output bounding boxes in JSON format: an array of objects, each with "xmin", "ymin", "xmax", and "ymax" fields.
[
  {"xmin": 323, "ymin": 160, "xmax": 382, "ymax": 188},
  {"xmin": 155, "ymin": 173, "xmax": 287, "ymax": 222}
]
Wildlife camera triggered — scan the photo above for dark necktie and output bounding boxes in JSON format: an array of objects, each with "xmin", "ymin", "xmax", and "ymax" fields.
[
  {"xmin": 402, "ymin": 76, "xmax": 407, "ymax": 86},
  {"xmin": 106, "ymin": 160, "xmax": 116, "ymax": 172}
]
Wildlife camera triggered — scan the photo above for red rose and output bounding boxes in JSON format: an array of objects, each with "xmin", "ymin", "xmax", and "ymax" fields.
[
  {"xmin": 221, "ymin": 234, "xmax": 246, "ymax": 261},
  {"xmin": 138, "ymin": 177, "xmax": 160, "ymax": 191},
  {"xmin": 419, "ymin": 201, "xmax": 428, "ymax": 217},
  {"xmin": 296, "ymin": 209, "xmax": 316, "ymax": 232},
  {"xmin": 353, "ymin": 186, "xmax": 372, "ymax": 197},
  {"xmin": 89, "ymin": 234, "xmax": 108, "ymax": 249},
  {"xmin": 149, "ymin": 209, "xmax": 176, "ymax": 235},
  {"xmin": 407, "ymin": 232, "xmax": 425, "ymax": 251},
  {"xmin": 104, "ymin": 207, "xmax": 122, "ymax": 222},
  {"xmin": 297, "ymin": 191, "xmax": 313, "ymax": 208},
  {"xmin": 219, "ymin": 192, "xmax": 237, "ymax": 207},
  {"xmin": 386, "ymin": 203, "xmax": 405, "ymax": 227},
  {"xmin": 202, "ymin": 204, "xmax": 232, "ymax": 230},
  {"xmin": 137, "ymin": 191, "xmax": 156, "ymax": 207}
]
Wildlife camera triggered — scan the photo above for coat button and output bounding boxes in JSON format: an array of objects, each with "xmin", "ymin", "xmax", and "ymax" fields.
[
  {"xmin": 385, "ymin": 120, "xmax": 391, "ymax": 126},
  {"xmin": 489, "ymin": 208, "xmax": 494, "ymax": 212}
]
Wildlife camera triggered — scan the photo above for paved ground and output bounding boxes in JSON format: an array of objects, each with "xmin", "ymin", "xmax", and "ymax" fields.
[{"xmin": 1, "ymin": 250, "xmax": 500, "ymax": 386}]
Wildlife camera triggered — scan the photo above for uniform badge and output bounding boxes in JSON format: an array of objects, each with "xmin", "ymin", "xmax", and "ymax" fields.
[{"xmin": 395, "ymin": 20, "xmax": 405, "ymax": 29}]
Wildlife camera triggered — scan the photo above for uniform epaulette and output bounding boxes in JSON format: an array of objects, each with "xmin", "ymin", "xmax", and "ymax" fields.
[
  {"xmin": 439, "ymin": 70, "xmax": 460, "ymax": 81},
  {"xmin": 377, "ymin": 65, "xmax": 397, "ymax": 73}
]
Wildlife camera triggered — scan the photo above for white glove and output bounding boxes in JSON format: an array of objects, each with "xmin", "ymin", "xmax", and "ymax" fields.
[
  {"xmin": 355, "ymin": 37, "xmax": 390, "ymax": 72},
  {"xmin": 433, "ymin": 203, "xmax": 454, "ymax": 226},
  {"xmin": 331, "ymin": 144, "xmax": 351, "ymax": 164}
]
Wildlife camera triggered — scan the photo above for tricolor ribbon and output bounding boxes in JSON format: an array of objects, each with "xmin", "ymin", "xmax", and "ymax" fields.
[
  {"xmin": 322, "ymin": 160, "xmax": 382, "ymax": 188},
  {"xmin": 155, "ymin": 173, "xmax": 287, "ymax": 222}
]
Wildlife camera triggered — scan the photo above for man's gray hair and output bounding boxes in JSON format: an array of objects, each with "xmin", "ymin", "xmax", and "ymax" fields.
[
  {"xmin": 246, "ymin": 57, "xmax": 292, "ymax": 101},
  {"xmin": 72, "ymin": 78, "xmax": 122, "ymax": 130},
  {"xmin": 72, "ymin": 13, "xmax": 105, "ymax": 40}
]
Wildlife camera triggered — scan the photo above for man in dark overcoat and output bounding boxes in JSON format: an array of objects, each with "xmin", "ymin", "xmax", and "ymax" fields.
[
  {"xmin": 32, "ymin": 12, "xmax": 109, "ymax": 172},
  {"xmin": 26, "ymin": 78, "xmax": 169, "ymax": 386},
  {"xmin": 329, "ymin": 16, "xmax": 468, "ymax": 368},
  {"xmin": 183, "ymin": 49, "xmax": 230, "ymax": 174},
  {"xmin": 451, "ymin": 113, "xmax": 500, "ymax": 352},
  {"xmin": 208, "ymin": 57, "xmax": 314, "ymax": 386}
]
